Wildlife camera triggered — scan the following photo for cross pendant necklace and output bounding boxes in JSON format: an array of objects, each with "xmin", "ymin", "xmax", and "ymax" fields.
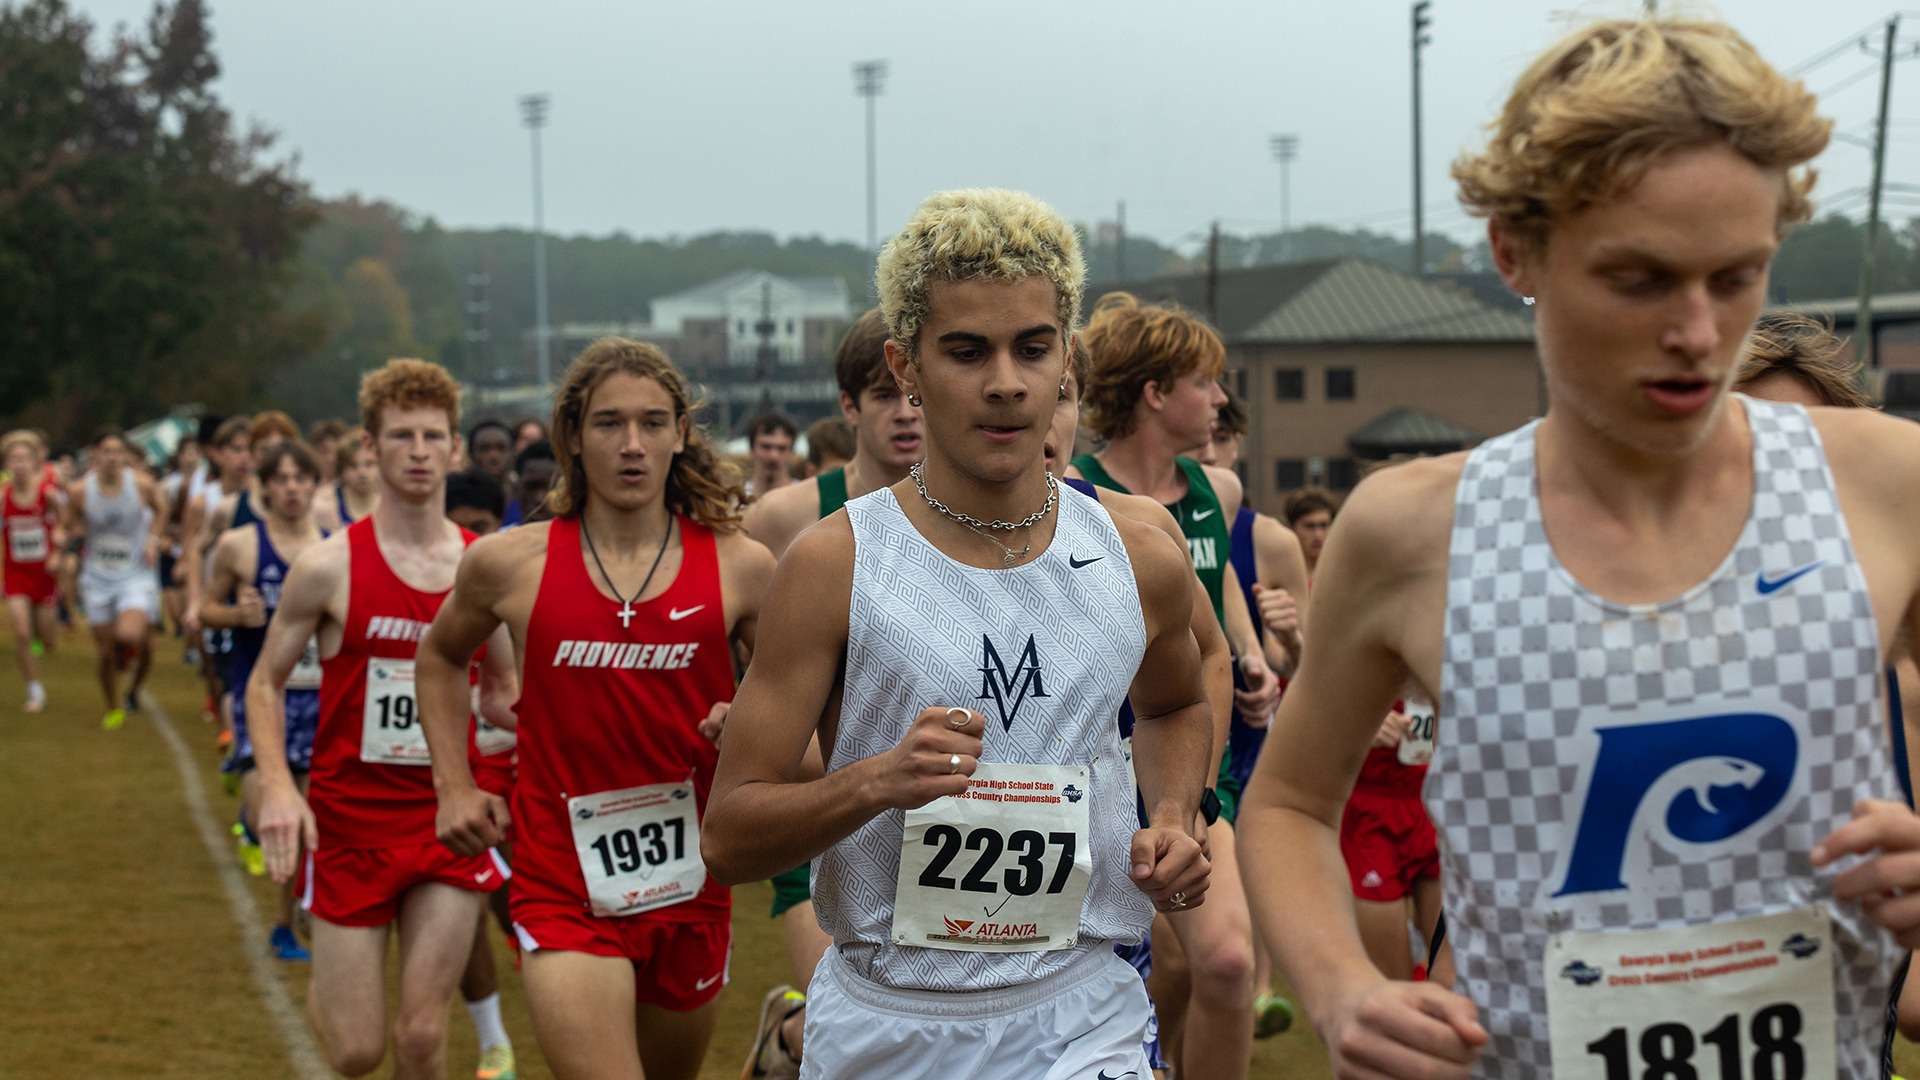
[{"xmin": 580, "ymin": 516, "xmax": 674, "ymax": 629}]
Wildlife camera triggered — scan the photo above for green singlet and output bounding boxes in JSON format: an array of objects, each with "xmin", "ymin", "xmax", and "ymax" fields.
[
  {"xmin": 1071, "ymin": 453, "xmax": 1241, "ymax": 821},
  {"xmin": 769, "ymin": 467, "xmax": 853, "ymax": 918}
]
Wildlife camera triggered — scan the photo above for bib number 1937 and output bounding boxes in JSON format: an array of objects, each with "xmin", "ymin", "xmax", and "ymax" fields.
[{"xmin": 569, "ymin": 782, "xmax": 704, "ymax": 917}]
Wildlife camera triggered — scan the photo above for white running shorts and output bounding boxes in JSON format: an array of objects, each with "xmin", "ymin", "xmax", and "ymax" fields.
[
  {"xmin": 81, "ymin": 572, "xmax": 159, "ymax": 627},
  {"xmin": 801, "ymin": 944, "xmax": 1152, "ymax": 1080}
]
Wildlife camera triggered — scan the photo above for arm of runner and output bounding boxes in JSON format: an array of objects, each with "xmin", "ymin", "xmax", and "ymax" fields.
[
  {"xmin": 473, "ymin": 621, "xmax": 518, "ymax": 731},
  {"xmin": 178, "ymin": 493, "xmax": 205, "ymax": 630},
  {"xmin": 1236, "ymin": 464, "xmax": 1485, "ymax": 1077},
  {"xmin": 418, "ymin": 534, "xmax": 516, "ymax": 856},
  {"xmin": 703, "ymin": 515, "xmax": 986, "ymax": 885},
  {"xmin": 247, "ymin": 539, "xmax": 339, "ymax": 885},
  {"xmin": 740, "ymin": 480, "xmax": 812, "ymax": 561},
  {"xmin": 197, "ymin": 530, "xmax": 262, "ymax": 630},
  {"xmin": 1253, "ymin": 513, "xmax": 1310, "ymax": 677},
  {"xmin": 1119, "ymin": 515, "xmax": 1214, "ymax": 911},
  {"xmin": 699, "ymin": 532, "xmax": 778, "ymax": 746},
  {"xmin": 141, "ymin": 475, "xmax": 168, "ymax": 565},
  {"xmin": 1225, "ymin": 562, "xmax": 1281, "ymax": 728}
]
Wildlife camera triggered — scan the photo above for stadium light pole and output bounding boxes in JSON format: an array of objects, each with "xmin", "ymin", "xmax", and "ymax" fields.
[
  {"xmin": 520, "ymin": 93, "xmax": 553, "ymax": 390},
  {"xmin": 852, "ymin": 61, "xmax": 888, "ymax": 257},
  {"xmin": 1270, "ymin": 133, "xmax": 1299, "ymax": 261},
  {"xmin": 1411, "ymin": 1, "xmax": 1432, "ymax": 276}
]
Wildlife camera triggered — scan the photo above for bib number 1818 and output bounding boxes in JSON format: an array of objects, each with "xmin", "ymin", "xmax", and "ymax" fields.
[{"xmin": 1586, "ymin": 1004, "xmax": 1804, "ymax": 1080}]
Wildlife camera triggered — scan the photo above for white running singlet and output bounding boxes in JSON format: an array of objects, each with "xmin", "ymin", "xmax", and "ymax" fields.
[
  {"xmin": 814, "ymin": 484, "xmax": 1152, "ymax": 993},
  {"xmin": 1434, "ymin": 395, "xmax": 1899, "ymax": 1079}
]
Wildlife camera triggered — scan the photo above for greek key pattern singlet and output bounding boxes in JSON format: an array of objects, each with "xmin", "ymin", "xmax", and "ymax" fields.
[
  {"xmin": 815, "ymin": 486, "xmax": 1151, "ymax": 991},
  {"xmin": 1434, "ymin": 396, "xmax": 1896, "ymax": 1078}
]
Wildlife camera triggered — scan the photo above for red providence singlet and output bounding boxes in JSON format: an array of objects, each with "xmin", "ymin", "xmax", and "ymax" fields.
[
  {"xmin": 309, "ymin": 518, "xmax": 475, "ymax": 850},
  {"xmin": 3, "ymin": 482, "xmax": 60, "ymax": 601},
  {"xmin": 512, "ymin": 514, "xmax": 736, "ymax": 924}
]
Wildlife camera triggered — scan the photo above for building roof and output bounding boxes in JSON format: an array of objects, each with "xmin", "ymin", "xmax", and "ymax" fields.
[
  {"xmin": 1779, "ymin": 292, "xmax": 1920, "ymax": 327},
  {"xmin": 1347, "ymin": 407, "xmax": 1482, "ymax": 458},
  {"xmin": 1088, "ymin": 257, "xmax": 1535, "ymax": 344},
  {"xmin": 655, "ymin": 269, "xmax": 848, "ymax": 304}
]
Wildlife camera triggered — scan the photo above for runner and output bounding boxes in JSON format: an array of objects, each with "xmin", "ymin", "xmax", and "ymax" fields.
[
  {"xmin": 250, "ymin": 359, "xmax": 517, "ymax": 1080},
  {"xmin": 4, "ymin": 430, "xmax": 64, "ymax": 713},
  {"xmin": 159, "ymin": 435, "xmax": 200, "ymax": 644},
  {"xmin": 1240, "ymin": 19, "xmax": 1920, "ymax": 1078},
  {"xmin": 1281, "ymin": 487, "xmax": 1336, "ymax": 578},
  {"xmin": 309, "ymin": 419, "xmax": 350, "ymax": 486},
  {"xmin": 318, "ymin": 428, "xmax": 379, "ymax": 532},
  {"xmin": 513, "ymin": 417, "xmax": 548, "ymax": 455},
  {"xmin": 1050, "ymin": 336, "xmax": 1238, "ymax": 1079},
  {"xmin": 181, "ymin": 415, "xmax": 255, "ymax": 745},
  {"xmin": 1074, "ymin": 291, "xmax": 1282, "ymax": 1080},
  {"xmin": 504, "ymin": 439, "xmax": 555, "ymax": 528},
  {"xmin": 744, "ymin": 412, "xmax": 798, "ymax": 499},
  {"xmin": 65, "ymin": 427, "xmax": 169, "ymax": 729},
  {"xmin": 735, "ymin": 306, "xmax": 923, "ymax": 1079},
  {"xmin": 446, "ymin": 468, "xmax": 506, "ymax": 537},
  {"xmin": 468, "ymin": 420, "xmax": 515, "ymax": 484},
  {"xmin": 803, "ymin": 417, "xmax": 854, "ymax": 478},
  {"xmin": 704, "ymin": 187, "xmax": 1212, "ymax": 1078},
  {"xmin": 423, "ymin": 338, "xmax": 773, "ymax": 1080},
  {"xmin": 199, "ymin": 441, "xmax": 328, "ymax": 961}
]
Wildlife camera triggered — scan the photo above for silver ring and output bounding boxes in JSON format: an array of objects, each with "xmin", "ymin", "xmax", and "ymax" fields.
[
  {"xmin": 946, "ymin": 708, "xmax": 970, "ymax": 730},
  {"xmin": 949, "ymin": 754, "xmax": 962, "ymax": 775},
  {"xmin": 1170, "ymin": 891, "xmax": 1187, "ymax": 909}
]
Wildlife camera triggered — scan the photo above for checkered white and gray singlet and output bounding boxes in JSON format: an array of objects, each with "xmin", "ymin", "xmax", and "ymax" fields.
[
  {"xmin": 814, "ymin": 485, "xmax": 1153, "ymax": 992},
  {"xmin": 1435, "ymin": 396, "xmax": 1899, "ymax": 1078}
]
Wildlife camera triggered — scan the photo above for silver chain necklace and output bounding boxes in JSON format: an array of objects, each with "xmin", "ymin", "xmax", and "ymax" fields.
[{"xmin": 909, "ymin": 462, "xmax": 1057, "ymax": 568}]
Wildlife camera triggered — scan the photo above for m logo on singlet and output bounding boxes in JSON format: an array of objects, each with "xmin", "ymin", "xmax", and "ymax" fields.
[
  {"xmin": 978, "ymin": 634, "xmax": 1048, "ymax": 732},
  {"xmin": 1551, "ymin": 712, "xmax": 1799, "ymax": 897}
]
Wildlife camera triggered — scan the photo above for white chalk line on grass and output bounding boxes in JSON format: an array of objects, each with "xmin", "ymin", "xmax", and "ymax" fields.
[{"xmin": 142, "ymin": 691, "xmax": 331, "ymax": 1080}]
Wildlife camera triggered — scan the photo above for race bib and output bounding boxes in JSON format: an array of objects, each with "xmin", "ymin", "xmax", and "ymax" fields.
[
  {"xmin": 892, "ymin": 762, "xmax": 1093, "ymax": 953},
  {"xmin": 1545, "ymin": 907, "xmax": 1837, "ymax": 1080},
  {"xmin": 287, "ymin": 637, "xmax": 322, "ymax": 691},
  {"xmin": 7, "ymin": 519, "xmax": 47, "ymax": 563},
  {"xmin": 472, "ymin": 684, "xmax": 516, "ymax": 756},
  {"xmin": 1398, "ymin": 698, "xmax": 1436, "ymax": 766},
  {"xmin": 360, "ymin": 659, "xmax": 430, "ymax": 765},
  {"xmin": 92, "ymin": 535, "xmax": 135, "ymax": 575},
  {"xmin": 569, "ymin": 782, "xmax": 704, "ymax": 916}
]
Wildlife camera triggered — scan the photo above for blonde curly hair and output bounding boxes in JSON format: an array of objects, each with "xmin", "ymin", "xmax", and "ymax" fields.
[
  {"xmin": 1454, "ymin": 17, "xmax": 1830, "ymax": 254},
  {"xmin": 875, "ymin": 188, "xmax": 1085, "ymax": 360}
]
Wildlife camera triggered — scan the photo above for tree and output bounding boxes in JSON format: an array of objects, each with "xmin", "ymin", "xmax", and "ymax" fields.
[{"xmin": 0, "ymin": 0, "xmax": 318, "ymax": 447}]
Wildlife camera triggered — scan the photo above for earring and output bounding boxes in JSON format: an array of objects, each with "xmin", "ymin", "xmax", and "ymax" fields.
[
  {"xmin": 907, "ymin": 393, "xmax": 922, "ymax": 407},
  {"xmin": 1522, "ymin": 296, "xmax": 1536, "ymax": 306}
]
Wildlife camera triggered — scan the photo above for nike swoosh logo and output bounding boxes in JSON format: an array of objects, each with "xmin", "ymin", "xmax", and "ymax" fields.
[
  {"xmin": 1191, "ymin": 508, "xmax": 1215, "ymax": 521},
  {"xmin": 474, "ymin": 871, "xmax": 493, "ymax": 884},
  {"xmin": 668, "ymin": 605, "xmax": 705, "ymax": 621},
  {"xmin": 695, "ymin": 972, "xmax": 722, "ymax": 991},
  {"xmin": 1097, "ymin": 1071, "xmax": 1139, "ymax": 1080},
  {"xmin": 1756, "ymin": 562, "xmax": 1824, "ymax": 595},
  {"xmin": 1068, "ymin": 555, "xmax": 1104, "ymax": 569}
]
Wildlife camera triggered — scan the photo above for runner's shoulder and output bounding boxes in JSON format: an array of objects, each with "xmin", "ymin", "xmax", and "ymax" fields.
[
  {"xmin": 713, "ymin": 527, "xmax": 777, "ymax": 578},
  {"xmin": 1108, "ymin": 502, "xmax": 1197, "ymax": 607},
  {"xmin": 286, "ymin": 526, "xmax": 352, "ymax": 586},
  {"xmin": 1329, "ymin": 452, "xmax": 1464, "ymax": 578},
  {"xmin": 743, "ymin": 474, "xmax": 822, "ymax": 551},
  {"xmin": 1091, "ymin": 487, "xmax": 1186, "ymax": 555},
  {"xmin": 462, "ymin": 519, "xmax": 551, "ymax": 586},
  {"xmin": 1201, "ymin": 463, "xmax": 1243, "ymax": 511},
  {"xmin": 1809, "ymin": 406, "xmax": 1920, "ymax": 509}
]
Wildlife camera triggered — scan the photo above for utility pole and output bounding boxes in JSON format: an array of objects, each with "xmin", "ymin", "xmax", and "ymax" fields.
[
  {"xmin": 852, "ymin": 61, "xmax": 888, "ymax": 258},
  {"xmin": 1116, "ymin": 200, "xmax": 1127, "ymax": 283},
  {"xmin": 519, "ymin": 93, "xmax": 553, "ymax": 390},
  {"xmin": 1411, "ymin": 1, "xmax": 1432, "ymax": 276},
  {"xmin": 1206, "ymin": 221, "xmax": 1221, "ymax": 327},
  {"xmin": 1270, "ymin": 133, "xmax": 1299, "ymax": 261},
  {"xmin": 1856, "ymin": 15, "xmax": 1899, "ymax": 370},
  {"xmin": 466, "ymin": 255, "xmax": 492, "ymax": 382}
]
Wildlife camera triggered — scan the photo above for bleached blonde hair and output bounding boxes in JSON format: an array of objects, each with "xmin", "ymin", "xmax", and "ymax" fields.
[
  {"xmin": 1454, "ymin": 18, "xmax": 1830, "ymax": 254},
  {"xmin": 875, "ymin": 188, "xmax": 1085, "ymax": 361}
]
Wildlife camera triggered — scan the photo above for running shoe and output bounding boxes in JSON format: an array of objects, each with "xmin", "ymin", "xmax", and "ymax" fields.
[
  {"xmin": 216, "ymin": 727, "xmax": 234, "ymax": 750},
  {"xmin": 23, "ymin": 684, "xmax": 46, "ymax": 714},
  {"xmin": 101, "ymin": 708, "xmax": 126, "ymax": 731},
  {"xmin": 741, "ymin": 984, "xmax": 805, "ymax": 1079},
  {"xmin": 1253, "ymin": 992, "xmax": 1295, "ymax": 1039},
  {"xmin": 124, "ymin": 690, "xmax": 141, "ymax": 713},
  {"xmin": 182, "ymin": 645, "xmax": 200, "ymax": 665},
  {"xmin": 475, "ymin": 1043, "xmax": 516, "ymax": 1080},
  {"xmin": 268, "ymin": 924, "xmax": 311, "ymax": 962},
  {"xmin": 233, "ymin": 822, "xmax": 266, "ymax": 877}
]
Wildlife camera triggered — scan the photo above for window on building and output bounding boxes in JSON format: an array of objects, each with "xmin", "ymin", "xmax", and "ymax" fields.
[
  {"xmin": 1233, "ymin": 369, "xmax": 1248, "ymax": 398},
  {"xmin": 1326, "ymin": 368, "xmax": 1355, "ymax": 400},
  {"xmin": 1275, "ymin": 459, "xmax": 1306, "ymax": 490},
  {"xmin": 1328, "ymin": 458, "xmax": 1359, "ymax": 490},
  {"xmin": 737, "ymin": 320, "xmax": 746, "ymax": 335},
  {"xmin": 786, "ymin": 319, "xmax": 795, "ymax": 335},
  {"xmin": 1275, "ymin": 369, "xmax": 1304, "ymax": 401}
]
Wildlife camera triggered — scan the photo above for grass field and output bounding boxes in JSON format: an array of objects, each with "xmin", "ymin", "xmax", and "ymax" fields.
[{"xmin": 2, "ymin": 632, "xmax": 1344, "ymax": 1078}]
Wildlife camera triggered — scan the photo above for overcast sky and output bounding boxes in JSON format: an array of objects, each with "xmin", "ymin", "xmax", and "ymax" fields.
[{"xmin": 68, "ymin": 0, "xmax": 1920, "ymax": 250}]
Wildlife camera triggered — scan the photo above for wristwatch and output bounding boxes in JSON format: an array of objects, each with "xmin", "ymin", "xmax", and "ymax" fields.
[{"xmin": 1199, "ymin": 787, "xmax": 1222, "ymax": 827}]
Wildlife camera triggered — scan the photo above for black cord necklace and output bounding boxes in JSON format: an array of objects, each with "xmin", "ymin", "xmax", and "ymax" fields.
[{"xmin": 580, "ymin": 515, "xmax": 673, "ymax": 629}]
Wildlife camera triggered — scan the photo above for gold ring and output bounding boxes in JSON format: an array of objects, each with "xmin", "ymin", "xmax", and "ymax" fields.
[
  {"xmin": 949, "ymin": 754, "xmax": 962, "ymax": 774},
  {"xmin": 1170, "ymin": 891, "xmax": 1187, "ymax": 909},
  {"xmin": 946, "ymin": 708, "xmax": 970, "ymax": 730}
]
